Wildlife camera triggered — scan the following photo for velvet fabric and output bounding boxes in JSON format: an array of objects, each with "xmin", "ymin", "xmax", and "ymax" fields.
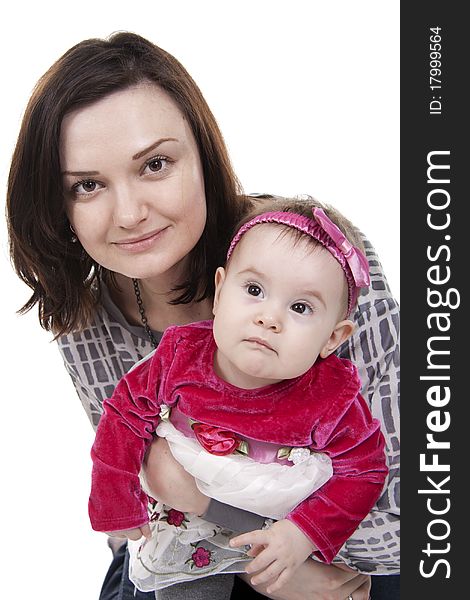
[{"xmin": 89, "ymin": 320, "xmax": 387, "ymax": 563}]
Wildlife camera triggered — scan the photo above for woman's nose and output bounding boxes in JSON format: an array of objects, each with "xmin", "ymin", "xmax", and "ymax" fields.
[{"xmin": 112, "ymin": 184, "xmax": 149, "ymax": 228}]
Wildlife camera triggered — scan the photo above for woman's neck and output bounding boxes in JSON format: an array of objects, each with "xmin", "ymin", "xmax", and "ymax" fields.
[{"xmin": 110, "ymin": 273, "xmax": 213, "ymax": 333}]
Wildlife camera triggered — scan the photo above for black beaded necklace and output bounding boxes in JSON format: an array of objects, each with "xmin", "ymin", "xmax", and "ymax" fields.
[{"xmin": 132, "ymin": 278, "xmax": 159, "ymax": 349}]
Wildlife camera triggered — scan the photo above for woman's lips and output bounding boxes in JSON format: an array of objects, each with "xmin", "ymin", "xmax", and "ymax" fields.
[{"xmin": 113, "ymin": 227, "xmax": 169, "ymax": 252}]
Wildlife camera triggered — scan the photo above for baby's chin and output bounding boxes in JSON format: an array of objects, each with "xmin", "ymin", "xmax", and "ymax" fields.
[{"xmin": 233, "ymin": 361, "xmax": 286, "ymax": 389}]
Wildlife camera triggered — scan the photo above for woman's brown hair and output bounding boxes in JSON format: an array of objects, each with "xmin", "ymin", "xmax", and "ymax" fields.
[{"xmin": 7, "ymin": 32, "xmax": 248, "ymax": 337}]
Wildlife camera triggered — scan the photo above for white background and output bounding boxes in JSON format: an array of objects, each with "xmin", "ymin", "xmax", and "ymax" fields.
[{"xmin": 0, "ymin": 1, "xmax": 399, "ymax": 598}]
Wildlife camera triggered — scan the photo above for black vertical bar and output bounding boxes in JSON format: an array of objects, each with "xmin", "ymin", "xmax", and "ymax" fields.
[{"xmin": 401, "ymin": 2, "xmax": 466, "ymax": 597}]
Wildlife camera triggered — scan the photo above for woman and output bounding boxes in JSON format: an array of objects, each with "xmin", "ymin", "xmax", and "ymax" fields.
[{"xmin": 7, "ymin": 32, "xmax": 399, "ymax": 600}]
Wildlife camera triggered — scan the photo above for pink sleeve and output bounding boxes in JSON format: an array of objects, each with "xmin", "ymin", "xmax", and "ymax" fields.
[
  {"xmin": 286, "ymin": 394, "xmax": 388, "ymax": 563},
  {"xmin": 88, "ymin": 328, "xmax": 176, "ymax": 532}
]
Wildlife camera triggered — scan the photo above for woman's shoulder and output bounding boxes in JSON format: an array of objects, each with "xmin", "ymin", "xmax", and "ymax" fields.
[
  {"xmin": 352, "ymin": 235, "xmax": 400, "ymax": 357},
  {"xmin": 57, "ymin": 286, "xmax": 156, "ymax": 383},
  {"xmin": 360, "ymin": 234, "xmax": 398, "ymax": 305}
]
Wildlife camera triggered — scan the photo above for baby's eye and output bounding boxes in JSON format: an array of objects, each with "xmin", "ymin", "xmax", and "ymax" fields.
[
  {"xmin": 246, "ymin": 284, "xmax": 263, "ymax": 297},
  {"xmin": 291, "ymin": 302, "xmax": 313, "ymax": 315}
]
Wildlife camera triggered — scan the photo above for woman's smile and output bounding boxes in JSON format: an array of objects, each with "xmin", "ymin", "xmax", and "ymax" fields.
[{"xmin": 113, "ymin": 226, "xmax": 171, "ymax": 253}]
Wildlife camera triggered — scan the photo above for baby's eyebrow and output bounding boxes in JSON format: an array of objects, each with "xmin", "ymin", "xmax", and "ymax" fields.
[
  {"xmin": 235, "ymin": 267, "xmax": 265, "ymax": 279},
  {"xmin": 300, "ymin": 289, "xmax": 326, "ymax": 309}
]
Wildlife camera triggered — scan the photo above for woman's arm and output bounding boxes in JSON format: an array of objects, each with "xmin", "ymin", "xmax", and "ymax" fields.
[
  {"xmin": 142, "ymin": 436, "xmax": 266, "ymax": 532},
  {"xmin": 335, "ymin": 237, "xmax": 400, "ymax": 574}
]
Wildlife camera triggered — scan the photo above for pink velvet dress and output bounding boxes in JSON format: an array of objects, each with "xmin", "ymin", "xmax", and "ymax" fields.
[{"xmin": 89, "ymin": 321, "xmax": 388, "ymax": 590}]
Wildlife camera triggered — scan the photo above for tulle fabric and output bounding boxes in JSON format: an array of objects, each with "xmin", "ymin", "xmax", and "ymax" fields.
[{"xmin": 158, "ymin": 420, "xmax": 333, "ymax": 520}]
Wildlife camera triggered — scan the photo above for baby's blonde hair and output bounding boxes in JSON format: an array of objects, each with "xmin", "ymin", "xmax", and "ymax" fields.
[{"xmin": 237, "ymin": 194, "xmax": 364, "ymax": 249}]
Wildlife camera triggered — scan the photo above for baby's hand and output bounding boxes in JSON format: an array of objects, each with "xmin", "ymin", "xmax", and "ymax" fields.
[
  {"xmin": 105, "ymin": 523, "xmax": 151, "ymax": 541},
  {"xmin": 229, "ymin": 519, "xmax": 315, "ymax": 594}
]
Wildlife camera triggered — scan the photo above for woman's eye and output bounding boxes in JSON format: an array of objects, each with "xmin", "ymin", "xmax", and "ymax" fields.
[
  {"xmin": 291, "ymin": 302, "xmax": 312, "ymax": 315},
  {"xmin": 72, "ymin": 180, "xmax": 101, "ymax": 195},
  {"xmin": 144, "ymin": 156, "xmax": 170, "ymax": 174},
  {"xmin": 247, "ymin": 284, "xmax": 263, "ymax": 297}
]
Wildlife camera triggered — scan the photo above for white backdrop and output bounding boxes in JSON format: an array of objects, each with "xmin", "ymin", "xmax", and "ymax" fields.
[{"xmin": 0, "ymin": 2, "xmax": 399, "ymax": 598}]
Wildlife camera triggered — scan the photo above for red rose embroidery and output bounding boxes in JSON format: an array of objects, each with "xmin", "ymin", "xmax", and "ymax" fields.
[
  {"xmin": 192, "ymin": 423, "xmax": 240, "ymax": 456},
  {"xmin": 166, "ymin": 509, "xmax": 185, "ymax": 527},
  {"xmin": 192, "ymin": 546, "xmax": 212, "ymax": 568}
]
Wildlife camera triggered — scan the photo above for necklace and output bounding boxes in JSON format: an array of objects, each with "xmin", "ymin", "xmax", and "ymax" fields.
[{"xmin": 132, "ymin": 278, "xmax": 159, "ymax": 349}]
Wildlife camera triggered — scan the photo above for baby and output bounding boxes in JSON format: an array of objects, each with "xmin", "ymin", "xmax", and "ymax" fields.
[{"xmin": 89, "ymin": 197, "xmax": 388, "ymax": 595}]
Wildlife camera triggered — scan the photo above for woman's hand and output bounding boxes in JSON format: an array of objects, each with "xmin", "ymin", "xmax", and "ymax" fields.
[
  {"xmin": 238, "ymin": 557, "xmax": 371, "ymax": 600},
  {"xmin": 141, "ymin": 436, "xmax": 210, "ymax": 515}
]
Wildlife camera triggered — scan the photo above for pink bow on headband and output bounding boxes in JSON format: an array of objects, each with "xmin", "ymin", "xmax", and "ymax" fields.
[{"xmin": 312, "ymin": 208, "xmax": 370, "ymax": 289}]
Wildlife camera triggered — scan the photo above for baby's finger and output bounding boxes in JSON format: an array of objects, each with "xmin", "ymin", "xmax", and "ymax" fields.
[
  {"xmin": 105, "ymin": 531, "xmax": 127, "ymax": 538},
  {"xmin": 230, "ymin": 530, "xmax": 268, "ymax": 548},
  {"xmin": 247, "ymin": 544, "xmax": 264, "ymax": 557},
  {"xmin": 126, "ymin": 529, "xmax": 144, "ymax": 541},
  {"xmin": 140, "ymin": 523, "xmax": 152, "ymax": 540}
]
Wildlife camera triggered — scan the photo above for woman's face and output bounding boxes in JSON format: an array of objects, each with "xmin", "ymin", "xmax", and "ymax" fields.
[{"xmin": 60, "ymin": 83, "xmax": 206, "ymax": 282}]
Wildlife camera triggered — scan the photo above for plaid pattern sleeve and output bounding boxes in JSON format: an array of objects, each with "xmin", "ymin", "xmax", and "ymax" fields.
[
  {"xmin": 335, "ymin": 236, "xmax": 400, "ymax": 573},
  {"xmin": 57, "ymin": 303, "xmax": 156, "ymax": 430}
]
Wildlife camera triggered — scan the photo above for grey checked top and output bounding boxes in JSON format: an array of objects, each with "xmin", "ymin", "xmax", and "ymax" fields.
[{"xmin": 57, "ymin": 237, "xmax": 400, "ymax": 575}]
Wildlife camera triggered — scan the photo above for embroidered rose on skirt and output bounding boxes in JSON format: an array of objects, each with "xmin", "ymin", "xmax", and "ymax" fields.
[
  {"xmin": 160, "ymin": 508, "xmax": 188, "ymax": 528},
  {"xmin": 186, "ymin": 545, "xmax": 212, "ymax": 569}
]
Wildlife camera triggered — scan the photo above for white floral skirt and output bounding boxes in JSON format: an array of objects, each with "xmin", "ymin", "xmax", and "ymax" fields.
[{"xmin": 128, "ymin": 421, "xmax": 332, "ymax": 591}]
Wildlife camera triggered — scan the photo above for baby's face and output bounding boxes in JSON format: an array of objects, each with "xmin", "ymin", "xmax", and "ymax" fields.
[{"xmin": 212, "ymin": 224, "xmax": 352, "ymax": 389}]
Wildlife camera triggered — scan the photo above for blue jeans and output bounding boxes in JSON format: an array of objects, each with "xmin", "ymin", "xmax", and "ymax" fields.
[
  {"xmin": 99, "ymin": 545, "xmax": 400, "ymax": 599},
  {"xmin": 370, "ymin": 574, "xmax": 400, "ymax": 599}
]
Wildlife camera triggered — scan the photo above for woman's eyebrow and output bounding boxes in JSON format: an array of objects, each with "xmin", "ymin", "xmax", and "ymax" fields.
[
  {"xmin": 132, "ymin": 137, "xmax": 179, "ymax": 160},
  {"xmin": 61, "ymin": 137, "xmax": 180, "ymax": 175},
  {"xmin": 62, "ymin": 169, "xmax": 100, "ymax": 176}
]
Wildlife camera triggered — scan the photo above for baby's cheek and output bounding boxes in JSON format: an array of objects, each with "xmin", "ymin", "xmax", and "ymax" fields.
[{"xmin": 282, "ymin": 348, "xmax": 318, "ymax": 379}]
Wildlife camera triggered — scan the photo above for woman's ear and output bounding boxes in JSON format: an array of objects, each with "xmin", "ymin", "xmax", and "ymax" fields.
[
  {"xmin": 320, "ymin": 320, "xmax": 355, "ymax": 358},
  {"xmin": 212, "ymin": 267, "xmax": 226, "ymax": 315}
]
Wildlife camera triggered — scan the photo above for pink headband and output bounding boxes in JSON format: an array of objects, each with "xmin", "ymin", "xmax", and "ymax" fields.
[{"xmin": 226, "ymin": 208, "xmax": 370, "ymax": 316}]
